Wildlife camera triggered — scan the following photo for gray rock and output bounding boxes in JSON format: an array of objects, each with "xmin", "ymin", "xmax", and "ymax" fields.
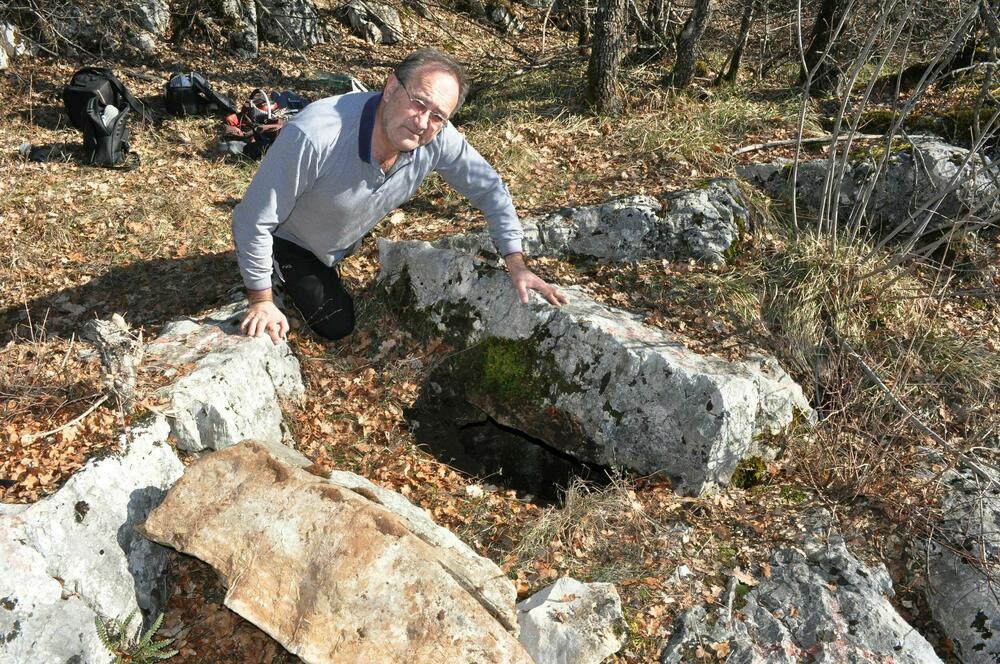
[
  {"xmin": 660, "ymin": 510, "xmax": 942, "ymax": 664},
  {"xmin": 439, "ymin": 179, "xmax": 748, "ymax": 264},
  {"xmin": 27, "ymin": 1, "xmax": 166, "ymax": 54},
  {"xmin": 218, "ymin": 0, "xmax": 259, "ymax": 56},
  {"xmin": 82, "ymin": 316, "xmax": 143, "ymax": 412},
  {"xmin": 131, "ymin": 0, "xmax": 170, "ymax": 36},
  {"xmin": 0, "ymin": 23, "xmax": 34, "ymax": 69},
  {"xmin": 516, "ymin": 576, "xmax": 627, "ymax": 664},
  {"xmin": 487, "ymin": 3, "xmax": 524, "ymax": 33},
  {"xmin": 405, "ymin": 0, "xmax": 434, "ymax": 19},
  {"xmin": 131, "ymin": 30, "xmax": 159, "ymax": 53},
  {"xmin": 144, "ymin": 301, "xmax": 305, "ymax": 452},
  {"xmin": 924, "ymin": 464, "xmax": 1000, "ymax": 663},
  {"xmin": 379, "ymin": 239, "xmax": 813, "ymax": 495},
  {"xmin": 0, "ymin": 418, "xmax": 183, "ymax": 663},
  {"xmin": 739, "ymin": 138, "xmax": 1000, "ymax": 238},
  {"xmin": 258, "ymin": 0, "xmax": 325, "ymax": 47},
  {"xmin": 336, "ymin": 0, "xmax": 404, "ymax": 44}
]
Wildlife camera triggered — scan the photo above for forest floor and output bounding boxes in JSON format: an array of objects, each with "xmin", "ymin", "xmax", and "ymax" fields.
[{"xmin": 2, "ymin": 4, "xmax": 999, "ymax": 662}]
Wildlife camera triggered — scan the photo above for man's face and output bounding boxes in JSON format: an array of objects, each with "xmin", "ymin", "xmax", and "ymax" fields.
[{"xmin": 380, "ymin": 67, "xmax": 459, "ymax": 154}]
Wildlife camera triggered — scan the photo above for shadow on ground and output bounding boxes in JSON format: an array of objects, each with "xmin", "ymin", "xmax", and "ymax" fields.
[{"xmin": 1, "ymin": 251, "xmax": 241, "ymax": 340}]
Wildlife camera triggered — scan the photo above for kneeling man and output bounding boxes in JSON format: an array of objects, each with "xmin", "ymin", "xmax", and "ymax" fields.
[{"xmin": 232, "ymin": 48, "xmax": 565, "ymax": 343}]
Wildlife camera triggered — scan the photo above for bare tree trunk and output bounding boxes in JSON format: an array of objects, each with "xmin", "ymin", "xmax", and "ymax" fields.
[
  {"xmin": 579, "ymin": 0, "xmax": 591, "ymax": 46},
  {"xmin": 715, "ymin": 0, "xmax": 755, "ymax": 85},
  {"xmin": 799, "ymin": 0, "xmax": 847, "ymax": 96},
  {"xmin": 587, "ymin": 0, "xmax": 627, "ymax": 113},
  {"xmin": 646, "ymin": 0, "xmax": 673, "ymax": 47},
  {"xmin": 668, "ymin": 0, "xmax": 712, "ymax": 88}
]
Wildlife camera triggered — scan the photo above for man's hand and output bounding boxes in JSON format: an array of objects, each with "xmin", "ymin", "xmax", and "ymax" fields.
[
  {"xmin": 241, "ymin": 289, "xmax": 289, "ymax": 343},
  {"xmin": 504, "ymin": 253, "xmax": 568, "ymax": 307}
]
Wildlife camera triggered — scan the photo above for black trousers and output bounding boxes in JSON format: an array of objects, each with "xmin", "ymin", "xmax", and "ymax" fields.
[{"xmin": 273, "ymin": 237, "xmax": 355, "ymax": 340}]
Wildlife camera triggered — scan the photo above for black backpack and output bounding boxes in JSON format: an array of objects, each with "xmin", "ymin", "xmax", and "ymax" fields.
[
  {"xmin": 165, "ymin": 72, "xmax": 237, "ymax": 117},
  {"xmin": 82, "ymin": 97, "xmax": 137, "ymax": 170},
  {"xmin": 63, "ymin": 67, "xmax": 150, "ymax": 130}
]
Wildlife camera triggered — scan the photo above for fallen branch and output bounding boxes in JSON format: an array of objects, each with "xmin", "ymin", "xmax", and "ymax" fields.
[
  {"xmin": 23, "ymin": 394, "xmax": 108, "ymax": 444},
  {"xmin": 732, "ymin": 133, "xmax": 937, "ymax": 155}
]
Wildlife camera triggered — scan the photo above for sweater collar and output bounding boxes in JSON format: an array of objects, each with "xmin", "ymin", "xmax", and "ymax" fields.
[{"xmin": 358, "ymin": 93, "xmax": 381, "ymax": 163}]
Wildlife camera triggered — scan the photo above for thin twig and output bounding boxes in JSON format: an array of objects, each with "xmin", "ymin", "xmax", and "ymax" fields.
[
  {"xmin": 733, "ymin": 133, "xmax": 886, "ymax": 155},
  {"xmin": 24, "ymin": 394, "xmax": 109, "ymax": 443}
]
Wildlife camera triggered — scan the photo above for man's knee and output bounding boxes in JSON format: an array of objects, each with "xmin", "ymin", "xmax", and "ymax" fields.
[
  {"xmin": 311, "ymin": 308, "xmax": 355, "ymax": 340},
  {"xmin": 284, "ymin": 274, "xmax": 355, "ymax": 340}
]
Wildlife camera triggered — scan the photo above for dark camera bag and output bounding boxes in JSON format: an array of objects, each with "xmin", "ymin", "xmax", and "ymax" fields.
[
  {"xmin": 165, "ymin": 72, "xmax": 237, "ymax": 117},
  {"xmin": 63, "ymin": 67, "xmax": 149, "ymax": 130}
]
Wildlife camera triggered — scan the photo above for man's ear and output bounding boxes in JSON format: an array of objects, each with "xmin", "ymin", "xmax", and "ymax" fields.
[{"xmin": 384, "ymin": 72, "xmax": 399, "ymax": 96}]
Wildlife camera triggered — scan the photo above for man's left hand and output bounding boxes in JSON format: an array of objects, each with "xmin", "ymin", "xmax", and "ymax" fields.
[{"xmin": 504, "ymin": 253, "xmax": 568, "ymax": 307}]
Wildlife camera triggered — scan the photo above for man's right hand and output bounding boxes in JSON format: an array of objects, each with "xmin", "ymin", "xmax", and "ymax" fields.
[{"xmin": 241, "ymin": 294, "xmax": 289, "ymax": 344}]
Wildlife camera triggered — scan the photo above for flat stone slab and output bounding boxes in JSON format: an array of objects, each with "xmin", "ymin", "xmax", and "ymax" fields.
[
  {"xmin": 738, "ymin": 137, "xmax": 1000, "ymax": 236},
  {"xmin": 379, "ymin": 239, "xmax": 813, "ymax": 495},
  {"xmin": 440, "ymin": 179, "xmax": 748, "ymax": 265},
  {"xmin": 140, "ymin": 440, "xmax": 531, "ymax": 664},
  {"xmin": 144, "ymin": 300, "xmax": 305, "ymax": 452},
  {"xmin": 0, "ymin": 418, "xmax": 183, "ymax": 663},
  {"xmin": 660, "ymin": 510, "xmax": 943, "ymax": 663}
]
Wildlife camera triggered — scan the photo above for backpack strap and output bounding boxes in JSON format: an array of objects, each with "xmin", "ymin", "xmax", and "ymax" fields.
[
  {"xmin": 103, "ymin": 70, "xmax": 154, "ymax": 124},
  {"xmin": 191, "ymin": 75, "xmax": 239, "ymax": 115}
]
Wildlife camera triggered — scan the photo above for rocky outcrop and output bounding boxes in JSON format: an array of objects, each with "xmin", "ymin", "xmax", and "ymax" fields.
[
  {"xmin": 144, "ymin": 300, "xmax": 305, "ymax": 452},
  {"xmin": 660, "ymin": 510, "xmax": 943, "ymax": 663},
  {"xmin": 141, "ymin": 439, "xmax": 532, "ymax": 664},
  {"xmin": 440, "ymin": 179, "xmax": 748, "ymax": 265},
  {"xmin": 336, "ymin": 0, "xmax": 404, "ymax": 44},
  {"xmin": 379, "ymin": 239, "xmax": 812, "ymax": 495},
  {"xmin": 258, "ymin": 0, "xmax": 325, "ymax": 47},
  {"xmin": 0, "ymin": 23, "xmax": 34, "ymax": 69},
  {"xmin": 0, "ymin": 418, "xmax": 183, "ymax": 662},
  {"xmin": 130, "ymin": 0, "xmax": 170, "ymax": 51},
  {"xmin": 1, "ymin": 301, "xmax": 312, "ymax": 662},
  {"xmin": 217, "ymin": 0, "xmax": 259, "ymax": 56},
  {"xmin": 739, "ymin": 138, "xmax": 1000, "ymax": 238},
  {"xmin": 923, "ymin": 464, "xmax": 1000, "ymax": 663},
  {"xmin": 516, "ymin": 576, "xmax": 627, "ymax": 664},
  {"xmin": 2, "ymin": 0, "xmax": 324, "ymax": 55}
]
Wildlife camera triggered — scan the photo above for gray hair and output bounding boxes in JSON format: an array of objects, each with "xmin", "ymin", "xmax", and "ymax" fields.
[{"xmin": 394, "ymin": 48, "xmax": 469, "ymax": 115}]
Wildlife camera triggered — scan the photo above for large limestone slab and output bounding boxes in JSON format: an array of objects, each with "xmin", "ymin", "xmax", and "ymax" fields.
[
  {"xmin": 145, "ymin": 301, "xmax": 305, "ymax": 452},
  {"xmin": 379, "ymin": 239, "xmax": 812, "ymax": 495},
  {"xmin": 739, "ymin": 138, "xmax": 1000, "ymax": 237},
  {"xmin": 440, "ymin": 179, "xmax": 748, "ymax": 265},
  {"xmin": 923, "ymin": 464, "xmax": 1000, "ymax": 663},
  {"xmin": 140, "ymin": 440, "xmax": 531, "ymax": 664},
  {"xmin": 0, "ymin": 418, "xmax": 183, "ymax": 663},
  {"xmin": 660, "ymin": 510, "xmax": 942, "ymax": 663}
]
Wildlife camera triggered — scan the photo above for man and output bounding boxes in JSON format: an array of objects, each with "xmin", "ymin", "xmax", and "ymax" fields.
[{"xmin": 233, "ymin": 48, "xmax": 566, "ymax": 343}]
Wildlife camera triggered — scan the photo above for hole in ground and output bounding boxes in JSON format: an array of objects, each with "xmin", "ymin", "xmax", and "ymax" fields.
[{"xmin": 407, "ymin": 403, "xmax": 611, "ymax": 506}]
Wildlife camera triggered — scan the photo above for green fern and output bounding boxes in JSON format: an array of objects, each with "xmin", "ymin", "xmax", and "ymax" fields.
[{"xmin": 94, "ymin": 609, "xmax": 178, "ymax": 663}]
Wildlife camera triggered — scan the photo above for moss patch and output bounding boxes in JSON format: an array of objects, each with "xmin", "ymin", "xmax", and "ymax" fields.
[
  {"xmin": 730, "ymin": 456, "xmax": 767, "ymax": 489},
  {"xmin": 482, "ymin": 337, "xmax": 534, "ymax": 400}
]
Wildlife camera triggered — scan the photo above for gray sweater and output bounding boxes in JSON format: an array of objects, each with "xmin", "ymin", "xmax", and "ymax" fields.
[{"xmin": 232, "ymin": 91, "xmax": 524, "ymax": 291}]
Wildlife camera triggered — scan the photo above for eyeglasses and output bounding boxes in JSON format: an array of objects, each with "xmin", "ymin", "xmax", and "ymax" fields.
[{"xmin": 398, "ymin": 81, "xmax": 449, "ymax": 128}]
